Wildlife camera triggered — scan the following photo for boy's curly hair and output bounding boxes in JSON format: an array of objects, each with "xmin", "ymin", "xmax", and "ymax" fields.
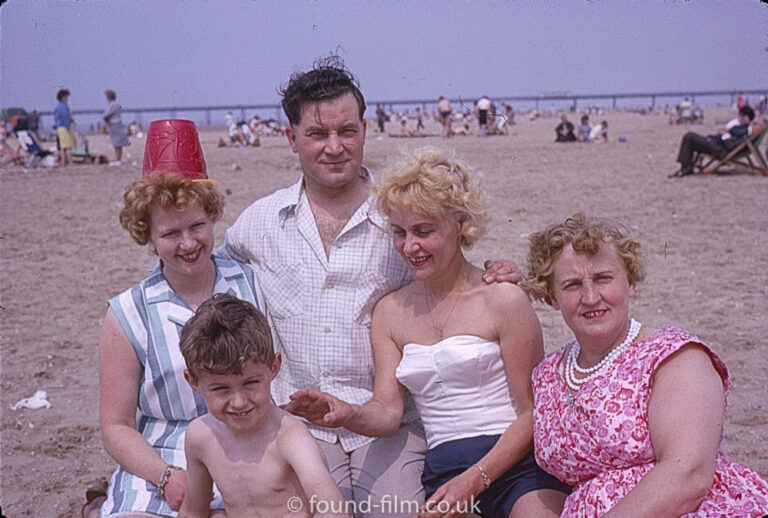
[{"xmin": 180, "ymin": 293, "xmax": 274, "ymax": 382}]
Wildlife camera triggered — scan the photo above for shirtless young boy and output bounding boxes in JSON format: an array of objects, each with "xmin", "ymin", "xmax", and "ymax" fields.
[{"xmin": 178, "ymin": 293, "xmax": 346, "ymax": 518}]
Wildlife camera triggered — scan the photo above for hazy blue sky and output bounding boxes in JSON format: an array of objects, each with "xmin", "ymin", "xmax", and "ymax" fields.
[{"xmin": 1, "ymin": 0, "xmax": 766, "ymax": 116}]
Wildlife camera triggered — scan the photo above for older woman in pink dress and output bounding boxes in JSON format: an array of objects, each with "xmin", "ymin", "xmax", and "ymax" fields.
[{"xmin": 522, "ymin": 213, "xmax": 768, "ymax": 517}]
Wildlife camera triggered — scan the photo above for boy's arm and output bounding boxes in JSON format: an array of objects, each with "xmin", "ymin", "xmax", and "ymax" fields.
[
  {"xmin": 280, "ymin": 418, "xmax": 348, "ymax": 518},
  {"xmin": 178, "ymin": 420, "xmax": 215, "ymax": 518}
]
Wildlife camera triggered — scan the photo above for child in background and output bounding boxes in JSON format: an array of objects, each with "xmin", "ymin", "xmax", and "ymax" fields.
[{"xmin": 179, "ymin": 293, "xmax": 346, "ymax": 518}]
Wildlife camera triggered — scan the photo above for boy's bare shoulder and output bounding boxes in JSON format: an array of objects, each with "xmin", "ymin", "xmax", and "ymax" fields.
[
  {"xmin": 273, "ymin": 408, "xmax": 319, "ymax": 452},
  {"xmin": 186, "ymin": 414, "xmax": 217, "ymax": 439},
  {"xmin": 274, "ymin": 407, "xmax": 312, "ymax": 437}
]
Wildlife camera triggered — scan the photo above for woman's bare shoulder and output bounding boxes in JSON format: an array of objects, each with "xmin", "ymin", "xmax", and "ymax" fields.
[
  {"xmin": 481, "ymin": 280, "xmax": 530, "ymax": 310},
  {"xmin": 374, "ymin": 280, "xmax": 419, "ymax": 314}
]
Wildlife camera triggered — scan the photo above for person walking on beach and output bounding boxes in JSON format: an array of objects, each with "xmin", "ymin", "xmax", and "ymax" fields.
[
  {"xmin": 476, "ymin": 95, "xmax": 491, "ymax": 135},
  {"xmin": 219, "ymin": 55, "xmax": 520, "ymax": 517},
  {"xmin": 54, "ymin": 88, "xmax": 75, "ymax": 167},
  {"xmin": 415, "ymin": 107, "xmax": 425, "ymax": 133},
  {"xmin": 103, "ymin": 89, "xmax": 131, "ymax": 166},
  {"xmin": 375, "ymin": 103, "xmax": 387, "ymax": 133},
  {"xmin": 437, "ymin": 96, "xmax": 453, "ymax": 138}
]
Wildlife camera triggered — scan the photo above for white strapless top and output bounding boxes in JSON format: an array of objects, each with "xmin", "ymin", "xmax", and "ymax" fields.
[{"xmin": 395, "ymin": 335, "xmax": 518, "ymax": 449}]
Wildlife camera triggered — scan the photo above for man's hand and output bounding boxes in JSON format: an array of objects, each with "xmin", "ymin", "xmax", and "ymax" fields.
[{"xmin": 482, "ymin": 259, "xmax": 522, "ymax": 284}]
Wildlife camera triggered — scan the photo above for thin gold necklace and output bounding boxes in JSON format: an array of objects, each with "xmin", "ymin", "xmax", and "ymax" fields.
[{"xmin": 424, "ymin": 265, "xmax": 470, "ymax": 340}]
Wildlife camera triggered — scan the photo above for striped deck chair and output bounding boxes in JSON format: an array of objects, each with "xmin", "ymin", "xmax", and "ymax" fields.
[{"xmin": 699, "ymin": 125, "xmax": 768, "ymax": 176}]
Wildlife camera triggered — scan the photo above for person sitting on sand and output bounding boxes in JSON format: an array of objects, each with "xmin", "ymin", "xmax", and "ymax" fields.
[
  {"xmin": 178, "ymin": 293, "xmax": 345, "ymax": 518},
  {"xmin": 399, "ymin": 114, "xmax": 413, "ymax": 137},
  {"xmin": 88, "ymin": 120, "xmax": 263, "ymax": 518},
  {"xmin": 503, "ymin": 103, "xmax": 515, "ymax": 125},
  {"xmin": 128, "ymin": 121, "xmax": 143, "ymax": 137},
  {"xmin": 522, "ymin": 213, "xmax": 768, "ymax": 517},
  {"xmin": 678, "ymin": 97, "xmax": 693, "ymax": 123},
  {"xmin": 453, "ymin": 122, "xmax": 472, "ymax": 136},
  {"xmin": 555, "ymin": 115, "xmax": 576, "ymax": 142},
  {"xmin": 588, "ymin": 120, "xmax": 608, "ymax": 142},
  {"xmin": 225, "ymin": 112, "xmax": 248, "ymax": 147},
  {"xmin": 285, "ymin": 148, "xmax": 570, "ymax": 517},
  {"xmin": 578, "ymin": 115, "xmax": 592, "ymax": 141},
  {"xmin": 248, "ymin": 114, "xmax": 266, "ymax": 137},
  {"xmin": 225, "ymin": 113, "xmax": 258, "ymax": 147}
]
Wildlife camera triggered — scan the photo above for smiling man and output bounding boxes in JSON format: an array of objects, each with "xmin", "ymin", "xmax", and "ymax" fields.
[
  {"xmin": 219, "ymin": 56, "xmax": 426, "ymax": 517},
  {"xmin": 219, "ymin": 56, "xmax": 520, "ymax": 517}
]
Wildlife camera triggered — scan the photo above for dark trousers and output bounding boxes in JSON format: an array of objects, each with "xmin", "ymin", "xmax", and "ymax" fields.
[{"xmin": 677, "ymin": 132, "xmax": 725, "ymax": 170}]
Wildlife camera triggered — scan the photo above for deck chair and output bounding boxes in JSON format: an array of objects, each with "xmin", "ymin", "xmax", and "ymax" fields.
[
  {"xmin": 15, "ymin": 130, "xmax": 52, "ymax": 168},
  {"xmin": 700, "ymin": 125, "xmax": 768, "ymax": 176},
  {"xmin": 71, "ymin": 130, "xmax": 93, "ymax": 163}
]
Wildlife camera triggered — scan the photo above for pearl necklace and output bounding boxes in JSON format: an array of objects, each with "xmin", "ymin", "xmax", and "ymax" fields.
[{"xmin": 565, "ymin": 318, "xmax": 641, "ymax": 393}]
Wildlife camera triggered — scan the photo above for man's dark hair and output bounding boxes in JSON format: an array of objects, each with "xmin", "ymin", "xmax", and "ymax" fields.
[
  {"xmin": 738, "ymin": 105, "xmax": 755, "ymax": 122},
  {"xmin": 279, "ymin": 54, "xmax": 366, "ymax": 126},
  {"xmin": 57, "ymin": 89, "xmax": 70, "ymax": 101},
  {"xmin": 180, "ymin": 293, "xmax": 274, "ymax": 381}
]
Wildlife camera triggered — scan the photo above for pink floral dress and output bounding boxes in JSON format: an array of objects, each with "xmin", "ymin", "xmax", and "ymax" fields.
[{"xmin": 532, "ymin": 325, "xmax": 768, "ymax": 517}]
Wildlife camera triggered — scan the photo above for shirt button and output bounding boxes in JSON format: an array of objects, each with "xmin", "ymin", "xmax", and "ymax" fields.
[
  {"xmin": 324, "ymin": 327, "xmax": 331, "ymax": 334},
  {"xmin": 325, "ymin": 283, "xmax": 334, "ymax": 290}
]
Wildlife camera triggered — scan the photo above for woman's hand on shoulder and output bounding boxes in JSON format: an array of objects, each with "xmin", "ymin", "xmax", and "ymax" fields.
[{"xmin": 282, "ymin": 389, "xmax": 353, "ymax": 428}]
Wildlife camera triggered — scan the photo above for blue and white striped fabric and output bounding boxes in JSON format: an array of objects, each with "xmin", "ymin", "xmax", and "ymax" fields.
[{"xmin": 100, "ymin": 255, "xmax": 262, "ymax": 517}]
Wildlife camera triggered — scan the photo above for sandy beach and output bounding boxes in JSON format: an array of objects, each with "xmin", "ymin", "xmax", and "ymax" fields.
[{"xmin": 1, "ymin": 107, "xmax": 766, "ymax": 516}]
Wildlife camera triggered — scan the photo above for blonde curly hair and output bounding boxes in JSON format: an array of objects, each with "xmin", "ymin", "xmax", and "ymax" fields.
[
  {"xmin": 372, "ymin": 147, "xmax": 487, "ymax": 248},
  {"xmin": 119, "ymin": 173, "xmax": 224, "ymax": 246},
  {"xmin": 522, "ymin": 213, "xmax": 645, "ymax": 305}
]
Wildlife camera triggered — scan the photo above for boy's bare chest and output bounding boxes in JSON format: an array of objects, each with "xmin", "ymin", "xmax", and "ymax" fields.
[{"xmin": 204, "ymin": 442, "xmax": 307, "ymax": 516}]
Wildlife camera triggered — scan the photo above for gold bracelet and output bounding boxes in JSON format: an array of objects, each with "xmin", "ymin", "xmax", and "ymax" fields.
[
  {"xmin": 156, "ymin": 464, "xmax": 181, "ymax": 500},
  {"xmin": 474, "ymin": 463, "xmax": 491, "ymax": 489}
]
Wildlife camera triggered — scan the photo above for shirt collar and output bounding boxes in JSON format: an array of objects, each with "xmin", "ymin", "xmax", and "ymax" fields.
[
  {"xmin": 277, "ymin": 165, "xmax": 387, "ymax": 231},
  {"xmin": 144, "ymin": 255, "xmax": 238, "ymax": 306}
]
